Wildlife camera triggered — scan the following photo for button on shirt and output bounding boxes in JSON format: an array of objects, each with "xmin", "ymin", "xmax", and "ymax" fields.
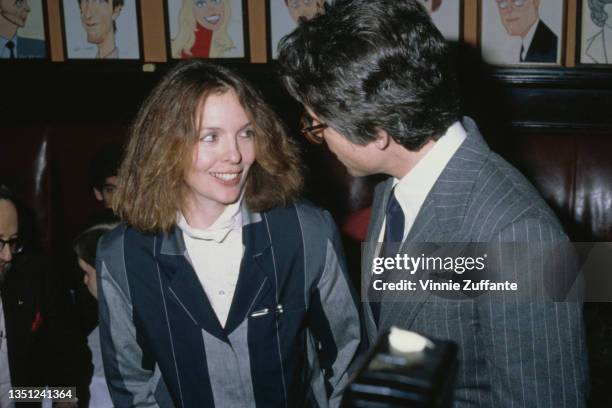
[
  {"xmin": 378, "ymin": 121, "xmax": 467, "ymax": 243},
  {"xmin": 178, "ymin": 198, "xmax": 245, "ymax": 327}
]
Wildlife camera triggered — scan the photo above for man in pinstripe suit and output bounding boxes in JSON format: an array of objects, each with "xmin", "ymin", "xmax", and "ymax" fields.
[{"xmin": 278, "ymin": 0, "xmax": 589, "ymax": 406}]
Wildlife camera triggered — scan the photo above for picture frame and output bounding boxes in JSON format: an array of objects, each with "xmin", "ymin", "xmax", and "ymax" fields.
[
  {"xmin": 0, "ymin": 0, "xmax": 50, "ymax": 60},
  {"xmin": 418, "ymin": 0, "xmax": 463, "ymax": 42},
  {"xmin": 164, "ymin": 0, "xmax": 250, "ymax": 61},
  {"xmin": 480, "ymin": 0, "xmax": 566, "ymax": 66},
  {"xmin": 578, "ymin": 0, "xmax": 612, "ymax": 65},
  {"xmin": 266, "ymin": 0, "xmax": 330, "ymax": 61},
  {"xmin": 60, "ymin": 0, "xmax": 143, "ymax": 60}
]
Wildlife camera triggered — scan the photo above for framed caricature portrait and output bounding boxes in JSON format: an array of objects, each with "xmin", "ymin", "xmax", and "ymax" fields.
[
  {"xmin": 418, "ymin": 0, "xmax": 462, "ymax": 41},
  {"xmin": 165, "ymin": 0, "xmax": 249, "ymax": 60},
  {"xmin": 267, "ymin": 0, "xmax": 329, "ymax": 60},
  {"xmin": 0, "ymin": 0, "xmax": 48, "ymax": 59},
  {"xmin": 61, "ymin": 0, "xmax": 142, "ymax": 60},
  {"xmin": 481, "ymin": 0, "xmax": 565, "ymax": 66},
  {"xmin": 579, "ymin": 0, "xmax": 612, "ymax": 64}
]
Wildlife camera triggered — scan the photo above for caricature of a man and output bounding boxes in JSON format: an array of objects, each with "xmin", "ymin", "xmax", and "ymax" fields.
[
  {"xmin": 0, "ymin": 0, "xmax": 45, "ymax": 58},
  {"xmin": 496, "ymin": 0, "xmax": 557, "ymax": 63},
  {"xmin": 78, "ymin": 0, "xmax": 123, "ymax": 59},
  {"xmin": 284, "ymin": 0, "xmax": 326, "ymax": 23}
]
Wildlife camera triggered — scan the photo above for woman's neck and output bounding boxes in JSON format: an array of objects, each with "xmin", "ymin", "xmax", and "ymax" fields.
[{"xmin": 182, "ymin": 199, "xmax": 225, "ymax": 230}]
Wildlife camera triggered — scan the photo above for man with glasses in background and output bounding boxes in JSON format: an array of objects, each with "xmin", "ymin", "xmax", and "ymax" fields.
[
  {"xmin": 496, "ymin": 0, "xmax": 558, "ymax": 63},
  {"xmin": 0, "ymin": 185, "xmax": 87, "ymax": 408}
]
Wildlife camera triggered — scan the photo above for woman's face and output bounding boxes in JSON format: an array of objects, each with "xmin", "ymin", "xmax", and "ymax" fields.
[
  {"xmin": 193, "ymin": 0, "xmax": 225, "ymax": 30},
  {"xmin": 183, "ymin": 90, "xmax": 255, "ymax": 217}
]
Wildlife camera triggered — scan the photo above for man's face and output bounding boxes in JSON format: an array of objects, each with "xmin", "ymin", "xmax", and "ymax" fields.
[
  {"xmin": 193, "ymin": 0, "xmax": 225, "ymax": 31},
  {"xmin": 0, "ymin": 0, "xmax": 30, "ymax": 28},
  {"xmin": 0, "ymin": 199, "xmax": 18, "ymax": 281},
  {"xmin": 497, "ymin": 0, "xmax": 539, "ymax": 38},
  {"xmin": 285, "ymin": 0, "xmax": 325, "ymax": 23},
  {"xmin": 79, "ymin": 0, "xmax": 120, "ymax": 44},
  {"xmin": 94, "ymin": 175, "xmax": 118, "ymax": 208},
  {"xmin": 306, "ymin": 110, "xmax": 383, "ymax": 177}
]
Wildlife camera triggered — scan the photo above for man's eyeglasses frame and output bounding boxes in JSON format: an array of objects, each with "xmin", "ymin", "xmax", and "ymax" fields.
[{"xmin": 300, "ymin": 113, "xmax": 328, "ymax": 144}]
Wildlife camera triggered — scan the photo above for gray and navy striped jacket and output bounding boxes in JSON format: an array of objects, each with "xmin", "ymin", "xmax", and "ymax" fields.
[{"xmin": 96, "ymin": 203, "xmax": 361, "ymax": 407}]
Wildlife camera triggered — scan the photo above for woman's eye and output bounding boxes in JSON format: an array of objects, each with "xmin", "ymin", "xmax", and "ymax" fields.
[
  {"xmin": 195, "ymin": 0, "xmax": 206, "ymax": 8},
  {"xmin": 241, "ymin": 129, "xmax": 255, "ymax": 139},
  {"xmin": 200, "ymin": 133, "xmax": 216, "ymax": 142}
]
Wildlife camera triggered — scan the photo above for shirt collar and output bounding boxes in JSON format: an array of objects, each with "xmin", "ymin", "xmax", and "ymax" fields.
[
  {"xmin": 178, "ymin": 194, "xmax": 245, "ymax": 243},
  {"xmin": 392, "ymin": 121, "xmax": 467, "ymax": 222}
]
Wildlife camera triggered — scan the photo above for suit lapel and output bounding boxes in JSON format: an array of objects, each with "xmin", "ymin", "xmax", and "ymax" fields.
[
  {"xmin": 157, "ymin": 228, "xmax": 227, "ymax": 341},
  {"xmin": 362, "ymin": 178, "xmax": 393, "ymax": 343},
  {"xmin": 375, "ymin": 117, "xmax": 491, "ymax": 331},
  {"xmin": 224, "ymin": 213, "xmax": 273, "ymax": 334}
]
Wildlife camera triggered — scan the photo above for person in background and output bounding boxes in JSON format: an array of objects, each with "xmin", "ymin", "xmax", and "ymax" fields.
[
  {"xmin": 1, "ymin": 184, "xmax": 86, "ymax": 408},
  {"xmin": 73, "ymin": 222, "xmax": 117, "ymax": 408},
  {"xmin": 97, "ymin": 60, "xmax": 361, "ymax": 407},
  {"xmin": 89, "ymin": 144, "xmax": 121, "ymax": 212}
]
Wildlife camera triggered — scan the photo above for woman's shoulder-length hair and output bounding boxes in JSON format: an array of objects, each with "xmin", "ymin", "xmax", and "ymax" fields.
[{"xmin": 113, "ymin": 59, "xmax": 303, "ymax": 233}]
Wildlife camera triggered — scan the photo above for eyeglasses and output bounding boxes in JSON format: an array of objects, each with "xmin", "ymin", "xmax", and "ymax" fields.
[
  {"xmin": 496, "ymin": 0, "xmax": 526, "ymax": 9},
  {"xmin": 0, "ymin": 237, "xmax": 24, "ymax": 255},
  {"xmin": 300, "ymin": 113, "xmax": 328, "ymax": 144}
]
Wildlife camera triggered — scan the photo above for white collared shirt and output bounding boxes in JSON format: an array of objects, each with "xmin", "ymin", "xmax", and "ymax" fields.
[
  {"xmin": 0, "ymin": 296, "xmax": 15, "ymax": 408},
  {"xmin": 378, "ymin": 121, "xmax": 467, "ymax": 243},
  {"xmin": 521, "ymin": 19, "xmax": 540, "ymax": 61},
  {"xmin": 178, "ymin": 198, "xmax": 245, "ymax": 327}
]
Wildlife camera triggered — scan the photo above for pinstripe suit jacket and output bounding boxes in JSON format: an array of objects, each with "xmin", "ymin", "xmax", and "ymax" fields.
[
  {"xmin": 362, "ymin": 117, "xmax": 588, "ymax": 407},
  {"xmin": 96, "ymin": 202, "xmax": 361, "ymax": 407}
]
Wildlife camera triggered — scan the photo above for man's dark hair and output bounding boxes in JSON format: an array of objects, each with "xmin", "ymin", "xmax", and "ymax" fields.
[
  {"xmin": 0, "ymin": 184, "xmax": 16, "ymax": 207},
  {"xmin": 277, "ymin": 0, "xmax": 460, "ymax": 150},
  {"xmin": 89, "ymin": 143, "xmax": 122, "ymax": 191}
]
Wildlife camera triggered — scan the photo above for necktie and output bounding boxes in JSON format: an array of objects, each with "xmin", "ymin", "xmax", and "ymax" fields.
[
  {"xmin": 371, "ymin": 189, "xmax": 405, "ymax": 325},
  {"xmin": 520, "ymin": 44, "xmax": 525, "ymax": 62},
  {"xmin": 6, "ymin": 41, "xmax": 15, "ymax": 59}
]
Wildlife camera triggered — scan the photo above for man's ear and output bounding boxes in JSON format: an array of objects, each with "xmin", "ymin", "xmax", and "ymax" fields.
[
  {"xmin": 94, "ymin": 188, "xmax": 103, "ymax": 202},
  {"xmin": 374, "ymin": 128, "xmax": 391, "ymax": 150}
]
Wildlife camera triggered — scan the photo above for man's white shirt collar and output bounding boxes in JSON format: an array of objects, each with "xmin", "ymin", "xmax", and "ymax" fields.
[{"xmin": 389, "ymin": 121, "xmax": 467, "ymax": 240}]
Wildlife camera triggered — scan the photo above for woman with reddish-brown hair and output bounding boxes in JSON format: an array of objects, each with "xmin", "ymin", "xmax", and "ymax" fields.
[{"xmin": 96, "ymin": 59, "xmax": 360, "ymax": 407}]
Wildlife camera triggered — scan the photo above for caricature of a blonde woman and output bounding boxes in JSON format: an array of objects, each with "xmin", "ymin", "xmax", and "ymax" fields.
[{"xmin": 171, "ymin": 0, "xmax": 234, "ymax": 58}]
